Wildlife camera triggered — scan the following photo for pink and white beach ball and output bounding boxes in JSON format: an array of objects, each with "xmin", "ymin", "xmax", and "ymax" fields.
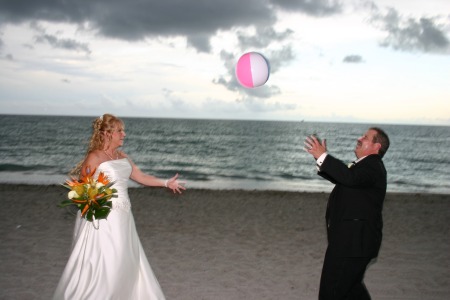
[{"xmin": 235, "ymin": 52, "xmax": 270, "ymax": 88}]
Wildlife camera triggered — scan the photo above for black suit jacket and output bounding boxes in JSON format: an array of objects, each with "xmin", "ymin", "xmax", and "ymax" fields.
[{"xmin": 318, "ymin": 154, "xmax": 387, "ymax": 258}]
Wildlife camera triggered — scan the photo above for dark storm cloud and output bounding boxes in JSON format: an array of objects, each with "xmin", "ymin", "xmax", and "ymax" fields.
[
  {"xmin": 0, "ymin": 30, "xmax": 3, "ymax": 51},
  {"xmin": 343, "ymin": 55, "xmax": 363, "ymax": 63},
  {"xmin": 369, "ymin": 6, "xmax": 450, "ymax": 54},
  {"xmin": 0, "ymin": 0, "xmax": 343, "ymax": 53},
  {"xmin": 36, "ymin": 32, "xmax": 89, "ymax": 52},
  {"xmin": 2, "ymin": 1, "xmax": 447, "ymax": 55},
  {"xmin": 28, "ymin": 22, "xmax": 91, "ymax": 54},
  {"xmin": 271, "ymin": 0, "xmax": 342, "ymax": 15},
  {"xmin": 0, "ymin": 0, "xmax": 275, "ymax": 52},
  {"xmin": 267, "ymin": 45, "xmax": 295, "ymax": 73},
  {"xmin": 0, "ymin": 0, "xmax": 344, "ymax": 102},
  {"xmin": 237, "ymin": 27, "xmax": 294, "ymax": 50}
]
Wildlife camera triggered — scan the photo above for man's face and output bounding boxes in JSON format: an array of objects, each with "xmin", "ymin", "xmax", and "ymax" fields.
[{"xmin": 354, "ymin": 129, "xmax": 380, "ymax": 158}]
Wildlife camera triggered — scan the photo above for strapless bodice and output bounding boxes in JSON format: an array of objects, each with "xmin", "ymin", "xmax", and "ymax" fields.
[{"xmin": 95, "ymin": 158, "xmax": 132, "ymax": 211}]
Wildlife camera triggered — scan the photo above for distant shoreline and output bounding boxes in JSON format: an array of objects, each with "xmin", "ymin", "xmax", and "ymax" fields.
[{"xmin": 0, "ymin": 183, "xmax": 449, "ymax": 197}]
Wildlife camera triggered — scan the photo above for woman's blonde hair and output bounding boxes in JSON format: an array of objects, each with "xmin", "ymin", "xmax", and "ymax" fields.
[{"xmin": 71, "ymin": 114, "xmax": 124, "ymax": 175}]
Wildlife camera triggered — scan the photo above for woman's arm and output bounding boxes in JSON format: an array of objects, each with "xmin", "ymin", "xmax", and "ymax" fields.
[
  {"xmin": 123, "ymin": 152, "xmax": 185, "ymax": 194},
  {"xmin": 80, "ymin": 151, "xmax": 103, "ymax": 177}
]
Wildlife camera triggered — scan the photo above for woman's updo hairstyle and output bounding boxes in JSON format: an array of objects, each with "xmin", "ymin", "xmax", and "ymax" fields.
[
  {"xmin": 71, "ymin": 114, "xmax": 123, "ymax": 175},
  {"xmin": 88, "ymin": 114, "xmax": 124, "ymax": 152}
]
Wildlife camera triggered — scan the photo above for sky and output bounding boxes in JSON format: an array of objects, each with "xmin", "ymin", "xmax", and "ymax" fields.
[{"xmin": 0, "ymin": 0, "xmax": 449, "ymax": 125}]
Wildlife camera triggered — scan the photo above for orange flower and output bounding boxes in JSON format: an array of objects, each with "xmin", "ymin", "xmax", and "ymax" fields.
[
  {"xmin": 97, "ymin": 172, "xmax": 110, "ymax": 185},
  {"xmin": 79, "ymin": 167, "xmax": 97, "ymax": 184},
  {"xmin": 81, "ymin": 204, "xmax": 90, "ymax": 217},
  {"xmin": 65, "ymin": 177, "xmax": 83, "ymax": 187}
]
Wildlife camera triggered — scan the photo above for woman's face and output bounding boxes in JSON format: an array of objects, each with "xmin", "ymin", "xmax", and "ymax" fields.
[{"xmin": 106, "ymin": 123, "xmax": 126, "ymax": 149}]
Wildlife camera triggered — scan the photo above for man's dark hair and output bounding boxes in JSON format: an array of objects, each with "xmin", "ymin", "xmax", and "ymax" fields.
[{"xmin": 370, "ymin": 127, "xmax": 390, "ymax": 158}]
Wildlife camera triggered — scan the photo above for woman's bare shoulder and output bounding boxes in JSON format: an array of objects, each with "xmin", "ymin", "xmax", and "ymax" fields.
[{"xmin": 82, "ymin": 150, "xmax": 105, "ymax": 173}]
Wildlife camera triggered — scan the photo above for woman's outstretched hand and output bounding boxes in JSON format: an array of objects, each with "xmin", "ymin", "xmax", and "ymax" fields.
[{"xmin": 166, "ymin": 173, "xmax": 186, "ymax": 194}]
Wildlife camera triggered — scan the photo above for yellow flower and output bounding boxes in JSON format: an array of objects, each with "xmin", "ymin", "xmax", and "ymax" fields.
[
  {"xmin": 88, "ymin": 187, "xmax": 98, "ymax": 199},
  {"xmin": 73, "ymin": 185, "xmax": 85, "ymax": 196}
]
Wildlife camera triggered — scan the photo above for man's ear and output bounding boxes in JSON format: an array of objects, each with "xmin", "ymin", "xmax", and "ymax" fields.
[{"xmin": 374, "ymin": 142, "xmax": 382, "ymax": 153}]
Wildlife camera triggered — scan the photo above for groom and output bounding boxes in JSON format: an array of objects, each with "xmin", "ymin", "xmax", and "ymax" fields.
[{"xmin": 304, "ymin": 127, "xmax": 390, "ymax": 299}]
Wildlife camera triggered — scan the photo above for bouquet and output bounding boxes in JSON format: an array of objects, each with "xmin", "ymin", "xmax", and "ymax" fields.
[{"xmin": 60, "ymin": 168, "xmax": 117, "ymax": 223}]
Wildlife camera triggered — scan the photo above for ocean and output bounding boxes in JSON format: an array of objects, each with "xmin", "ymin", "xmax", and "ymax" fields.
[{"xmin": 0, "ymin": 114, "xmax": 449, "ymax": 194}]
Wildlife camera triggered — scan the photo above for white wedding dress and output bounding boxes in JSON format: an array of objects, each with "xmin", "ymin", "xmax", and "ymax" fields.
[{"xmin": 53, "ymin": 158, "xmax": 165, "ymax": 300}]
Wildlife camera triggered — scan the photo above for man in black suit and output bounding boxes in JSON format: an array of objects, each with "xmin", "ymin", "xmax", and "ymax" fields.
[{"xmin": 304, "ymin": 127, "xmax": 390, "ymax": 300}]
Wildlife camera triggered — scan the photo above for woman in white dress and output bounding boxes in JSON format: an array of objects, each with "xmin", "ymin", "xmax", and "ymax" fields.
[{"xmin": 53, "ymin": 114, "xmax": 185, "ymax": 300}]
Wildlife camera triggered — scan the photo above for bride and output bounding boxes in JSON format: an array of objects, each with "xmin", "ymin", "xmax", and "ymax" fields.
[{"xmin": 53, "ymin": 114, "xmax": 185, "ymax": 300}]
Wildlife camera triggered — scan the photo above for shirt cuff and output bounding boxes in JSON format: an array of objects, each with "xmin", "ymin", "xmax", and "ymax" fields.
[{"xmin": 316, "ymin": 153, "xmax": 328, "ymax": 170}]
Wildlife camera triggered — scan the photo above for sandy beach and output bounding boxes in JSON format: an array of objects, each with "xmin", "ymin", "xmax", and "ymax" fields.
[{"xmin": 0, "ymin": 184, "xmax": 449, "ymax": 300}]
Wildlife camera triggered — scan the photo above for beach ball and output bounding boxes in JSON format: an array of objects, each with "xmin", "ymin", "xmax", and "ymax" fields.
[{"xmin": 235, "ymin": 52, "xmax": 270, "ymax": 88}]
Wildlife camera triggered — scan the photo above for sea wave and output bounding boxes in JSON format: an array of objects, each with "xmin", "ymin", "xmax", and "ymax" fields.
[
  {"xmin": 1, "ymin": 115, "xmax": 449, "ymax": 194},
  {"xmin": 0, "ymin": 163, "xmax": 54, "ymax": 172}
]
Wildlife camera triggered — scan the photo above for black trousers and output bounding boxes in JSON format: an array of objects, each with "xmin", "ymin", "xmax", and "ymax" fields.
[{"xmin": 319, "ymin": 248, "xmax": 373, "ymax": 300}]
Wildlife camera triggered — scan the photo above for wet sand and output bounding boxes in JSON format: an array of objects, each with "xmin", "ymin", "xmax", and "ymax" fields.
[{"xmin": 0, "ymin": 184, "xmax": 449, "ymax": 299}]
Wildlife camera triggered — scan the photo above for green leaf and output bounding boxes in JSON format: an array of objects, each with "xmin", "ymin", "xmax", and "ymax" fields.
[
  {"xmin": 106, "ymin": 181, "xmax": 116, "ymax": 188},
  {"xmin": 61, "ymin": 184, "xmax": 72, "ymax": 190},
  {"xmin": 85, "ymin": 210, "xmax": 94, "ymax": 222},
  {"xmin": 94, "ymin": 207, "xmax": 111, "ymax": 220},
  {"xmin": 58, "ymin": 200, "xmax": 75, "ymax": 207}
]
